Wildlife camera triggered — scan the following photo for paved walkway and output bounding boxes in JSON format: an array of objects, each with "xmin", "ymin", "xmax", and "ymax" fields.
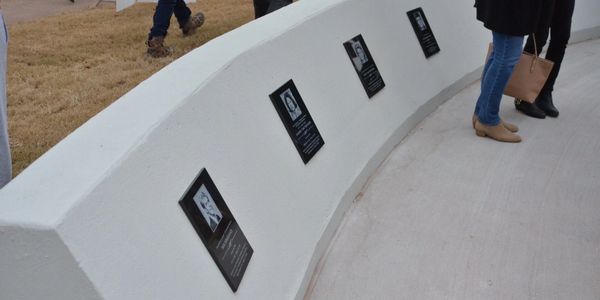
[
  {"xmin": 2, "ymin": 0, "xmax": 101, "ymax": 26},
  {"xmin": 308, "ymin": 38, "xmax": 600, "ymax": 300}
]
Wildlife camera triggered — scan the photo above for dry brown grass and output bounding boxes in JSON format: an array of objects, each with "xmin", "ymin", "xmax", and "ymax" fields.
[{"xmin": 7, "ymin": 0, "xmax": 254, "ymax": 175}]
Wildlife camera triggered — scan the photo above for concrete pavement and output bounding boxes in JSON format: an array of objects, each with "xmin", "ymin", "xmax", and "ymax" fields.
[{"xmin": 307, "ymin": 38, "xmax": 600, "ymax": 300}]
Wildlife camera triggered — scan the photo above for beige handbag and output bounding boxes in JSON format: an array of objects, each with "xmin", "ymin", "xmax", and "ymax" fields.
[{"xmin": 486, "ymin": 35, "xmax": 554, "ymax": 103}]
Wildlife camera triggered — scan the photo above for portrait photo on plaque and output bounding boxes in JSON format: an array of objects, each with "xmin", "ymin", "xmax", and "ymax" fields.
[
  {"xmin": 280, "ymin": 88, "xmax": 303, "ymax": 121},
  {"xmin": 413, "ymin": 10, "xmax": 428, "ymax": 31},
  {"xmin": 179, "ymin": 169, "xmax": 253, "ymax": 292},
  {"xmin": 343, "ymin": 34, "xmax": 385, "ymax": 98},
  {"xmin": 270, "ymin": 80, "xmax": 325, "ymax": 164},
  {"xmin": 407, "ymin": 7, "xmax": 440, "ymax": 58},
  {"xmin": 193, "ymin": 184, "xmax": 223, "ymax": 232}
]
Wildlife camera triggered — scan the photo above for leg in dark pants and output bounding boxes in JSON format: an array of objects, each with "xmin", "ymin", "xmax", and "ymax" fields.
[
  {"xmin": 149, "ymin": 0, "xmax": 192, "ymax": 39},
  {"xmin": 523, "ymin": 0, "xmax": 575, "ymax": 117},
  {"xmin": 253, "ymin": 0, "xmax": 293, "ymax": 19},
  {"xmin": 267, "ymin": 0, "xmax": 293, "ymax": 14},
  {"xmin": 253, "ymin": 0, "xmax": 270, "ymax": 18}
]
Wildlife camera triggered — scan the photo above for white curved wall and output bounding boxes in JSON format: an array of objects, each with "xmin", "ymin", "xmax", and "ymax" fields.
[{"xmin": 1, "ymin": 0, "xmax": 598, "ymax": 299}]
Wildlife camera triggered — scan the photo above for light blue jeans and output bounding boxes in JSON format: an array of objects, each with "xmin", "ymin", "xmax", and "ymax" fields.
[{"xmin": 475, "ymin": 31, "xmax": 524, "ymax": 126}]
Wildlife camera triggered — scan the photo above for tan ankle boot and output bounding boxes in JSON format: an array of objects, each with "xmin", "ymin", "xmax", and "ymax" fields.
[
  {"xmin": 472, "ymin": 115, "xmax": 518, "ymax": 133},
  {"xmin": 474, "ymin": 120, "xmax": 522, "ymax": 143}
]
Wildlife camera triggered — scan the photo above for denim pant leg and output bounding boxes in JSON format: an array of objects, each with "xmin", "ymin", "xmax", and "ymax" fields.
[
  {"xmin": 476, "ymin": 32, "xmax": 523, "ymax": 126},
  {"xmin": 149, "ymin": 0, "xmax": 179, "ymax": 39},
  {"xmin": 173, "ymin": 0, "xmax": 192, "ymax": 29},
  {"xmin": 475, "ymin": 48, "xmax": 495, "ymax": 115}
]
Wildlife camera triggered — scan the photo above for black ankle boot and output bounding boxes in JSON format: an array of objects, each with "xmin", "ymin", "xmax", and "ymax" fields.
[
  {"xmin": 515, "ymin": 99, "xmax": 546, "ymax": 119},
  {"xmin": 535, "ymin": 93, "xmax": 559, "ymax": 118}
]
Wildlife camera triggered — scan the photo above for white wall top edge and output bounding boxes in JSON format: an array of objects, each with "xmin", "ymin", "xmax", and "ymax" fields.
[
  {"xmin": 0, "ymin": 0, "xmax": 345, "ymax": 227},
  {"xmin": 0, "ymin": 0, "xmax": 598, "ymax": 299}
]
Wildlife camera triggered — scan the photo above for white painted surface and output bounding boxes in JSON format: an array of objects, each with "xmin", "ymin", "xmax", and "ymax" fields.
[
  {"xmin": 0, "ymin": 0, "xmax": 599, "ymax": 299},
  {"xmin": 308, "ymin": 38, "xmax": 600, "ymax": 300},
  {"xmin": 572, "ymin": 0, "xmax": 600, "ymax": 34}
]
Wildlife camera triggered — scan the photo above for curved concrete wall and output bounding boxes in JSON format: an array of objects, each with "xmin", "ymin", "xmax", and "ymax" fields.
[{"xmin": 1, "ymin": 0, "xmax": 599, "ymax": 299}]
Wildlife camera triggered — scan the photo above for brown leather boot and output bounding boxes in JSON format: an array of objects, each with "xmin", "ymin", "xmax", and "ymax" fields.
[
  {"xmin": 182, "ymin": 12, "xmax": 205, "ymax": 36},
  {"xmin": 472, "ymin": 115, "xmax": 518, "ymax": 133},
  {"xmin": 474, "ymin": 120, "xmax": 522, "ymax": 143},
  {"xmin": 146, "ymin": 36, "xmax": 172, "ymax": 58}
]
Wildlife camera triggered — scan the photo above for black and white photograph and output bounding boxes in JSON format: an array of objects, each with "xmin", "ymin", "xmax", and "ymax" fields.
[
  {"xmin": 353, "ymin": 40, "xmax": 369, "ymax": 63},
  {"xmin": 343, "ymin": 34, "xmax": 385, "ymax": 98},
  {"xmin": 193, "ymin": 184, "xmax": 223, "ymax": 232},
  {"xmin": 179, "ymin": 169, "xmax": 254, "ymax": 292},
  {"xmin": 270, "ymin": 80, "xmax": 325, "ymax": 164},
  {"xmin": 413, "ymin": 11, "xmax": 427, "ymax": 31},
  {"xmin": 280, "ymin": 88, "xmax": 303, "ymax": 121},
  {"xmin": 407, "ymin": 7, "xmax": 440, "ymax": 58}
]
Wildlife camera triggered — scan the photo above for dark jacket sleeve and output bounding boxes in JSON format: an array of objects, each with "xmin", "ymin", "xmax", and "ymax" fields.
[{"xmin": 475, "ymin": 0, "xmax": 546, "ymax": 36}]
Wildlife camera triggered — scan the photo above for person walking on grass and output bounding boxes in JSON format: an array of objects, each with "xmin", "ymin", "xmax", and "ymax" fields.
[
  {"xmin": 147, "ymin": 0, "xmax": 205, "ymax": 58},
  {"xmin": 472, "ymin": 0, "xmax": 545, "ymax": 143},
  {"xmin": 0, "ymin": 6, "xmax": 11, "ymax": 188},
  {"xmin": 514, "ymin": 0, "xmax": 575, "ymax": 119}
]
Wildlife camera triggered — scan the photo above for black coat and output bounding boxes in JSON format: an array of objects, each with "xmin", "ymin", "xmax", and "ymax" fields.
[{"xmin": 475, "ymin": 0, "xmax": 549, "ymax": 36}]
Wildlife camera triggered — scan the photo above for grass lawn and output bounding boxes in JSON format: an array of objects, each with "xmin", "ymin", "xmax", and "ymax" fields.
[{"xmin": 7, "ymin": 0, "xmax": 254, "ymax": 175}]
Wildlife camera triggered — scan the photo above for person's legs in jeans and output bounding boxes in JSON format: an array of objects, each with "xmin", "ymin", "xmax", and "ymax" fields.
[
  {"xmin": 475, "ymin": 47, "xmax": 495, "ymax": 116},
  {"xmin": 476, "ymin": 32, "xmax": 523, "ymax": 126},
  {"xmin": 147, "ymin": 0, "xmax": 201, "ymax": 57},
  {"xmin": 173, "ymin": 0, "xmax": 192, "ymax": 30},
  {"xmin": 149, "ymin": 0, "xmax": 178, "ymax": 40}
]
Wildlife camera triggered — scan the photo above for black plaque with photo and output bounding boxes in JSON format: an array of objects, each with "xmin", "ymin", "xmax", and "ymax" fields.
[
  {"xmin": 179, "ymin": 169, "xmax": 253, "ymax": 292},
  {"xmin": 407, "ymin": 7, "xmax": 440, "ymax": 58},
  {"xmin": 270, "ymin": 80, "xmax": 325, "ymax": 164},
  {"xmin": 343, "ymin": 34, "xmax": 385, "ymax": 98}
]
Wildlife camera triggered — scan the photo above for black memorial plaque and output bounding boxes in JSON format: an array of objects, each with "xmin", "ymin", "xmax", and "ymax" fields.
[
  {"xmin": 343, "ymin": 34, "xmax": 385, "ymax": 98},
  {"xmin": 407, "ymin": 7, "xmax": 440, "ymax": 58},
  {"xmin": 270, "ymin": 80, "xmax": 325, "ymax": 164},
  {"xmin": 179, "ymin": 169, "xmax": 253, "ymax": 292}
]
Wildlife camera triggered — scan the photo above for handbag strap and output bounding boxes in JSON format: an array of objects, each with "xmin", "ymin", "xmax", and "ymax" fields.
[
  {"xmin": 530, "ymin": 33, "xmax": 538, "ymax": 73},
  {"xmin": 532, "ymin": 33, "xmax": 538, "ymax": 57}
]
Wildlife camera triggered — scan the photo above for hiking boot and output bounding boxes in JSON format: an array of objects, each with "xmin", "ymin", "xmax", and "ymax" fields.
[
  {"xmin": 147, "ymin": 36, "xmax": 172, "ymax": 58},
  {"xmin": 182, "ymin": 12, "xmax": 205, "ymax": 36}
]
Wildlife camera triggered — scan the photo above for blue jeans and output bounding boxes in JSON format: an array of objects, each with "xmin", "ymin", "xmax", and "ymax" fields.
[
  {"xmin": 475, "ymin": 32, "xmax": 524, "ymax": 126},
  {"xmin": 148, "ymin": 0, "xmax": 191, "ymax": 40}
]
